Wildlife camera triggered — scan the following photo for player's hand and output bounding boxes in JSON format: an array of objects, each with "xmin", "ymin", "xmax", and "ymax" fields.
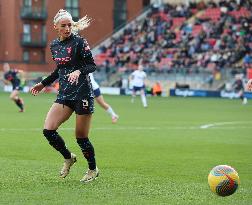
[
  {"xmin": 3, "ymin": 79, "xmax": 9, "ymax": 85},
  {"xmin": 246, "ymin": 79, "xmax": 252, "ymax": 91},
  {"xmin": 67, "ymin": 70, "xmax": 81, "ymax": 85},
  {"xmin": 30, "ymin": 83, "xmax": 44, "ymax": 96}
]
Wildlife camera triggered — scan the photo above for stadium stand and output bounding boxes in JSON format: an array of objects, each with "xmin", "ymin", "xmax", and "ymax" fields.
[{"xmin": 94, "ymin": 0, "xmax": 252, "ymax": 89}]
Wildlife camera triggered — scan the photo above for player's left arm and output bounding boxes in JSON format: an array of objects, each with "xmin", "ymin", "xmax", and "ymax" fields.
[
  {"xmin": 67, "ymin": 37, "xmax": 96, "ymax": 85},
  {"xmin": 78, "ymin": 37, "xmax": 96, "ymax": 75},
  {"xmin": 13, "ymin": 69, "xmax": 25, "ymax": 81}
]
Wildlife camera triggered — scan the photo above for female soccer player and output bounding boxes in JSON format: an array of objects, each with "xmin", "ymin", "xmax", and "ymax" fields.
[
  {"xmin": 233, "ymin": 74, "xmax": 247, "ymax": 104},
  {"xmin": 3, "ymin": 63, "xmax": 25, "ymax": 112},
  {"xmin": 89, "ymin": 73, "xmax": 119, "ymax": 123},
  {"xmin": 30, "ymin": 9, "xmax": 98, "ymax": 183},
  {"xmin": 130, "ymin": 64, "xmax": 148, "ymax": 108}
]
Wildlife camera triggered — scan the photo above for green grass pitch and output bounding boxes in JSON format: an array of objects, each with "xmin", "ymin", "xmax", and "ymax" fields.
[{"xmin": 0, "ymin": 92, "xmax": 251, "ymax": 205}]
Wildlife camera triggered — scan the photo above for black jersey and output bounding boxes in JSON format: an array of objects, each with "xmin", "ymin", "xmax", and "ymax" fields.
[
  {"xmin": 42, "ymin": 34, "xmax": 96, "ymax": 100},
  {"xmin": 4, "ymin": 69, "xmax": 21, "ymax": 87},
  {"xmin": 233, "ymin": 79, "xmax": 244, "ymax": 91}
]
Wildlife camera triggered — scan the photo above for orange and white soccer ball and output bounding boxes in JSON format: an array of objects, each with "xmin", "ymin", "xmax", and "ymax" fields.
[{"xmin": 208, "ymin": 165, "xmax": 240, "ymax": 197}]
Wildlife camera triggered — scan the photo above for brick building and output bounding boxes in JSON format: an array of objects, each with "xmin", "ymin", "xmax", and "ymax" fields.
[{"xmin": 0, "ymin": 0, "xmax": 149, "ymax": 72}]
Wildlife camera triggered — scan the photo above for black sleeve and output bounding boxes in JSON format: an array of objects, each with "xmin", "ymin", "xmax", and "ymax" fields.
[
  {"xmin": 78, "ymin": 37, "xmax": 96, "ymax": 75},
  {"xmin": 41, "ymin": 67, "xmax": 59, "ymax": 86}
]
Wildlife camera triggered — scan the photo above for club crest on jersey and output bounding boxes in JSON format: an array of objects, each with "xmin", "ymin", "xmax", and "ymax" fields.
[{"xmin": 66, "ymin": 47, "xmax": 72, "ymax": 54}]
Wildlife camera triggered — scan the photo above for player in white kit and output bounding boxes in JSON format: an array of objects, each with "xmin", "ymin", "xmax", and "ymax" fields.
[
  {"xmin": 89, "ymin": 73, "xmax": 119, "ymax": 123},
  {"xmin": 130, "ymin": 64, "xmax": 148, "ymax": 108}
]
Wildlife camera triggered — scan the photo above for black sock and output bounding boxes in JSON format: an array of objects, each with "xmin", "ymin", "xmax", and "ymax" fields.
[
  {"xmin": 14, "ymin": 98, "xmax": 24, "ymax": 110},
  {"xmin": 77, "ymin": 138, "xmax": 96, "ymax": 170},
  {"xmin": 43, "ymin": 129, "xmax": 71, "ymax": 159}
]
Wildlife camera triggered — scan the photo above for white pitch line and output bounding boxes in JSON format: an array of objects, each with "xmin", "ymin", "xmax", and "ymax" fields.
[
  {"xmin": 200, "ymin": 121, "xmax": 252, "ymax": 129},
  {"xmin": 0, "ymin": 126, "xmax": 199, "ymax": 132},
  {"xmin": 0, "ymin": 127, "xmax": 188, "ymax": 132},
  {"xmin": 0, "ymin": 123, "xmax": 251, "ymax": 132}
]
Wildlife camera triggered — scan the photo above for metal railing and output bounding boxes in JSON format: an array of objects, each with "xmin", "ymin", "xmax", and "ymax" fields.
[
  {"xmin": 20, "ymin": 6, "xmax": 48, "ymax": 20},
  {"xmin": 20, "ymin": 33, "xmax": 47, "ymax": 48}
]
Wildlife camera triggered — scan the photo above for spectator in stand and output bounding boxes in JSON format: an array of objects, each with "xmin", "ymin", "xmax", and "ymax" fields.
[
  {"xmin": 95, "ymin": 0, "xmax": 252, "ymax": 75},
  {"xmin": 152, "ymin": 82, "xmax": 162, "ymax": 96},
  {"xmin": 243, "ymin": 53, "xmax": 252, "ymax": 67}
]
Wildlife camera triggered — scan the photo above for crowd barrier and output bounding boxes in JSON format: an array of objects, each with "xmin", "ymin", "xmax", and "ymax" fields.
[
  {"xmin": 170, "ymin": 89, "xmax": 252, "ymax": 99},
  {"xmin": 3, "ymin": 85, "xmax": 252, "ymax": 99}
]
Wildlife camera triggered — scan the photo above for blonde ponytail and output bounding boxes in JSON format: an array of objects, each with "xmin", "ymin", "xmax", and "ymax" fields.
[
  {"xmin": 54, "ymin": 9, "xmax": 91, "ymax": 34},
  {"xmin": 71, "ymin": 15, "xmax": 92, "ymax": 34}
]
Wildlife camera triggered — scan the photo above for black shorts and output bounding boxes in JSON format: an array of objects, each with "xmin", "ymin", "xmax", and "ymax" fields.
[
  {"xmin": 93, "ymin": 88, "xmax": 101, "ymax": 98},
  {"xmin": 133, "ymin": 85, "xmax": 145, "ymax": 92},
  {"xmin": 12, "ymin": 82, "xmax": 21, "ymax": 91},
  {"xmin": 55, "ymin": 98, "xmax": 94, "ymax": 115}
]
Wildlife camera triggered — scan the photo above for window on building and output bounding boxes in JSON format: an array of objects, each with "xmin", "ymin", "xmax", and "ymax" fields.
[
  {"xmin": 65, "ymin": 0, "xmax": 79, "ymax": 20},
  {"xmin": 40, "ymin": 50, "xmax": 46, "ymax": 63},
  {"xmin": 42, "ymin": 25, "xmax": 46, "ymax": 42},
  {"xmin": 23, "ymin": 24, "xmax": 31, "ymax": 42},
  {"xmin": 23, "ymin": 0, "xmax": 32, "ymax": 7},
  {"xmin": 113, "ymin": 0, "xmax": 127, "ymax": 29},
  {"xmin": 23, "ymin": 51, "xmax": 30, "ymax": 62},
  {"xmin": 143, "ymin": 0, "xmax": 150, "ymax": 8}
]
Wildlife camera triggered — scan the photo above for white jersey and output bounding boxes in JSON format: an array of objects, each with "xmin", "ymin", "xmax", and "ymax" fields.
[
  {"xmin": 131, "ymin": 70, "xmax": 147, "ymax": 87},
  {"xmin": 89, "ymin": 73, "xmax": 99, "ymax": 90}
]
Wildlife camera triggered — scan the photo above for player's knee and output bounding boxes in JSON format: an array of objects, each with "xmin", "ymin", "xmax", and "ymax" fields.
[
  {"xmin": 43, "ymin": 129, "xmax": 57, "ymax": 143},
  {"xmin": 43, "ymin": 121, "xmax": 59, "ymax": 131},
  {"xmin": 43, "ymin": 129, "xmax": 63, "ymax": 151}
]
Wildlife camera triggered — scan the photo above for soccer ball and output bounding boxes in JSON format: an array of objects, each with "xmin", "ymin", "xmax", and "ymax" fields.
[{"xmin": 208, "ymin": 165, "xmax": 240, "ymax": 197}]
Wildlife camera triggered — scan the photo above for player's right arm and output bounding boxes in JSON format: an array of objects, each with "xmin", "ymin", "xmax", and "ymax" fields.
[
  {"xmin": 41, "ymin": 67, "xmax": 59, "ymax": 86},
  {"xmin": 30, "ymin": 83, "xmax": 45, "ymax": 96},
  {"xmin": 30, "ymin": 67, "xmax": 59, "ymax": 96}
]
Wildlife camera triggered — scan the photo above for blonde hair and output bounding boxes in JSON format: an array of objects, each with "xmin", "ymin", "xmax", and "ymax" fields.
[{"xmin": 54, "ymin": 9, "xmax": 91, "ymax": 34}]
